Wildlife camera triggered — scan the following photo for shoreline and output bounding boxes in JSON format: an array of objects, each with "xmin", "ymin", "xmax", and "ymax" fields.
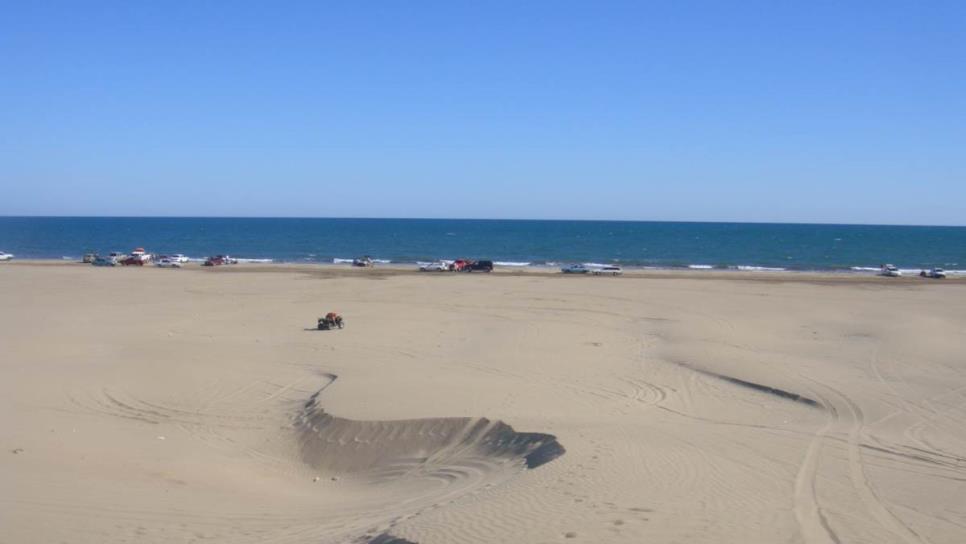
[
  {"xmin": 6, "ymin": 256, "xmax": 963, "ymax": 276},
  {"xmin": 5, "ymin": 258, "xmax": 964, "ymax": 284},
  {"xmin": 4, "ymin": 217, "xmax": 964, "ymax": 278}
]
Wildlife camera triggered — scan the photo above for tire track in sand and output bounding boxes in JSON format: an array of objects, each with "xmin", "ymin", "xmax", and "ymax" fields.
[
  {"xmin": 806, "ymin": 379, "xmax": 928, "ymax": 544},
  {"xmin": 793, "ymin": 398, "xmax": 840, "ymax": 544}
]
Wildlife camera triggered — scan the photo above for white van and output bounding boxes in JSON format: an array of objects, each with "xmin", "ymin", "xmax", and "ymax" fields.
[{"xmin": 593, "ymin": 265, "xmax": 623, "ymax": 276}]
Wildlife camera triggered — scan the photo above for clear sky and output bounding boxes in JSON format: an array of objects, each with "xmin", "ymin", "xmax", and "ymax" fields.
[{"xmin": 1, "ymin": 1, "xmax": 964, "ymax": 225}]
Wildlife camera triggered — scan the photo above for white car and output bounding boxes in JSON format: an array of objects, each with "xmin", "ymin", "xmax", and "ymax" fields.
[
  {"xmin": 169, "ymin": 254, "xmax": 189, "ymax": 263},
  {"xmin": 419, "ymin": 261, "xmax": 449, "ymax": 272},
  {"xmin": 92, "ymin": 255, "xmax": 118, "ymax": 266},
  {"xmin": 561, "ymin": 264, "xmax": 590, "ymax": 274},
  {"xmin": 880, "ymin": 264, "xmax": 901, "ymax": 277},
  {"xmin": 0, "ymin": 252, "xmax": 13, "ymax": 261},
  {"xmin": 592, "ymin": 265, "xmax": 623, "ymax": 276},
  {"xmin": 155, "ymin": 258, "xmax": 183, "ymax": 268},
  {"xmin": 921, "ymin": 268, "xmax": 946, "ymax": 279}
]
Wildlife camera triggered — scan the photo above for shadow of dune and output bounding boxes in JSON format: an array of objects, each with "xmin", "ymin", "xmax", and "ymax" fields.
[
  {"xmin": 367, "ymin": 535, "xmax": 418, "ymax": 544},
  {"xmin": 670, "ymin": 360, "xmax": 820, "ymax": 408},
  {"xmin": 295, "ymin": 381, "xmax": 565, "ymax": 480},
  {"xmin": 711, "ymin": 372, "xmax": 820, "ymax": 407},
  {"xmin": 293, "ymin": 375, "xmax": 565, "ymax": 543}
]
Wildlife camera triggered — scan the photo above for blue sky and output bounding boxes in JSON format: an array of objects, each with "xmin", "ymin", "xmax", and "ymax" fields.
[{"xmin": 1, "ymin": 1, "xmax": 964, "ymax": 224}]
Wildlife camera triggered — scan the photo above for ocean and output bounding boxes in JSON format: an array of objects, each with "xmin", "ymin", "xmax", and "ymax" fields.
[{"xmin": 1, "ymin": 217, "xmax": 964, "ymax": 273}]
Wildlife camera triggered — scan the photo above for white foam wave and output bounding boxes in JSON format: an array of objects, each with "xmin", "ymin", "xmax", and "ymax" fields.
[
  {"xmin": 688, "ymin": 264, "xmax": 714, "ymax": 269},
  {"xmin": 494, "ymin": 261, "xmax": 531, "ymax": 267},
  {"xmin": 333, "ymin": 257, "xmax": 390, "ymax": 264},
  {"xmin": 850, "ymin": 266, "xmax": 966, "ymax": 276},
  {"xmin": 736, "ymin": 265, "xmax": 786, "ymax": 272},
  {"xmin": 235, "ymin": 258, "xmax": 273, "ymax": 263}
]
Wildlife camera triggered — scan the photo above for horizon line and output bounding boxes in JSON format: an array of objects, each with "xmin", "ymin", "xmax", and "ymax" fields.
[{"xmin": 1, "ymin": 214, "xmax": 966, "ymax": 229}]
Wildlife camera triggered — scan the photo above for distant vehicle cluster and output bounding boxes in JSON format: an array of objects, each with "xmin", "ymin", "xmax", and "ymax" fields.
[
  {"xmin": 4, "ymin": 250, "xmax": 949, "ymax": 281},
  {"xmin": 84, "ymin": 248, "xmax": 163, "ymax": 267},
  {"xmin": 879, "ymin": 264, "xmax": 947, "ymax": 279},
  {"xmin": 80, "ymin": 249, "xmax": 235, "ymax": 268},
  {"xmin": 418, "ymin": 259, "xmax": 494, "ymax": 272},
  {"xmin": 414, "ymin": 260, "xmax": 623, "ymax": 275},
  {"xmin": 561, "ymin": 263, "xmax": 623, "ymax": 276},
  {"xmin": 202, "ymin": 255, "xmax": 238, "ymax": 266}
]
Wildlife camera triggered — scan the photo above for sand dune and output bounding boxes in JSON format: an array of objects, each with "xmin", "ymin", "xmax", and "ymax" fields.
[
  {"xmin": 2, "ymin": 263, "xmax": 965, "ymax": 543},
  {"xmin": 57, "ymin": 363, "xmax": 561, "ymax": 543},
  {"xmin": 297, "ymin": 376, "xmax": 563, "ymax": 476}
]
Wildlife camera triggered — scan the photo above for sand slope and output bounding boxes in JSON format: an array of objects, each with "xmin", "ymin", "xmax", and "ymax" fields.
[{"xmin": 2, "ymin": 264, "xmax": 965, "ymax": 543}]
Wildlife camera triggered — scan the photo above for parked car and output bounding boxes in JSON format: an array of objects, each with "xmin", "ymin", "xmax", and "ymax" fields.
[
  {"xmin": 450, "ymin": 259, "xmax": 471, "ymax": 272},
  {"xmin": 169, "ymin": 254, "xmax": 190, "ymax": 263},
  {"xmin": 155, "ymin": 258, "xmax": 183, "ymax": 268},
  {"xmin": 419, "ymin": 261, "xmax": 449, "ymax": 272},
  {"xmin": 353, "ymin": 256, "xmax": 373, "ymax": 267},
  {"xmin": 592, "ymin": 265, "xmax": 623, "ymax": 276},
  {"xmin": 120, "ymin": 247, "xmax": 153, "ymax": 266},
  {"xmin": 880, "ymin": 264, "xmax": 901, "ymax": 277},
  {"xmin": 467, "ymin": 260, "xmax": 494, "ymax": 272},
  {"xmin": 82, "ymin": 253, "xmax": 96, "ymax": 263},
  {"xmin": 92, "ymin": 255, "xmax": 117, "ymax": 266},
  {"xmin": 920, "ymin": 268, "xmax": 947, "ymax": 279},
  {"xmin": 203, "ymin": 255, "xmax": 226, "ymax": 266},
  {"xmin": 561, "ymin": 264, "xmax": 590, "ymax": 274},
  {"xmin": 0, "ymin": 252, "xmax": 14, "ymax": 261}
]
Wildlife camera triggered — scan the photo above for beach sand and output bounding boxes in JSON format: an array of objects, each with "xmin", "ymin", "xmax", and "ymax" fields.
[{"xmin": 2, "ymin": 263, "xmax": 965, "ymax": 543}]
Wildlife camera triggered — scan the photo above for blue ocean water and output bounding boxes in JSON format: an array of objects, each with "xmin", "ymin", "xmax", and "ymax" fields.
[{"xmin": 0, "ymin": 217, "xmax": 964, "ymax": 271}]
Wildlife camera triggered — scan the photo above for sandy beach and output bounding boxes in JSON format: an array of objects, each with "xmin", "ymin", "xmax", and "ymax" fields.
[{"xmin": 2, "ymin": 262, "xmax": 965, "ymax": 543}]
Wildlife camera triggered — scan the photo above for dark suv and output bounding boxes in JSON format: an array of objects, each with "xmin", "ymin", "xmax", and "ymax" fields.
[{"xmin": 467, "ymin": 260, "xmax": 494, "ymax": 272}]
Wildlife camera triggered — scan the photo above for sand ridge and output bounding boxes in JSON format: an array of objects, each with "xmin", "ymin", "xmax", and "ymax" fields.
[
  {"xmin": 297, "ymin": 376, "xmax": 564, "ymax": 475},
  {"xmin": 57, "ymin": 365, "xmax": 562, "ymax": 543}
]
